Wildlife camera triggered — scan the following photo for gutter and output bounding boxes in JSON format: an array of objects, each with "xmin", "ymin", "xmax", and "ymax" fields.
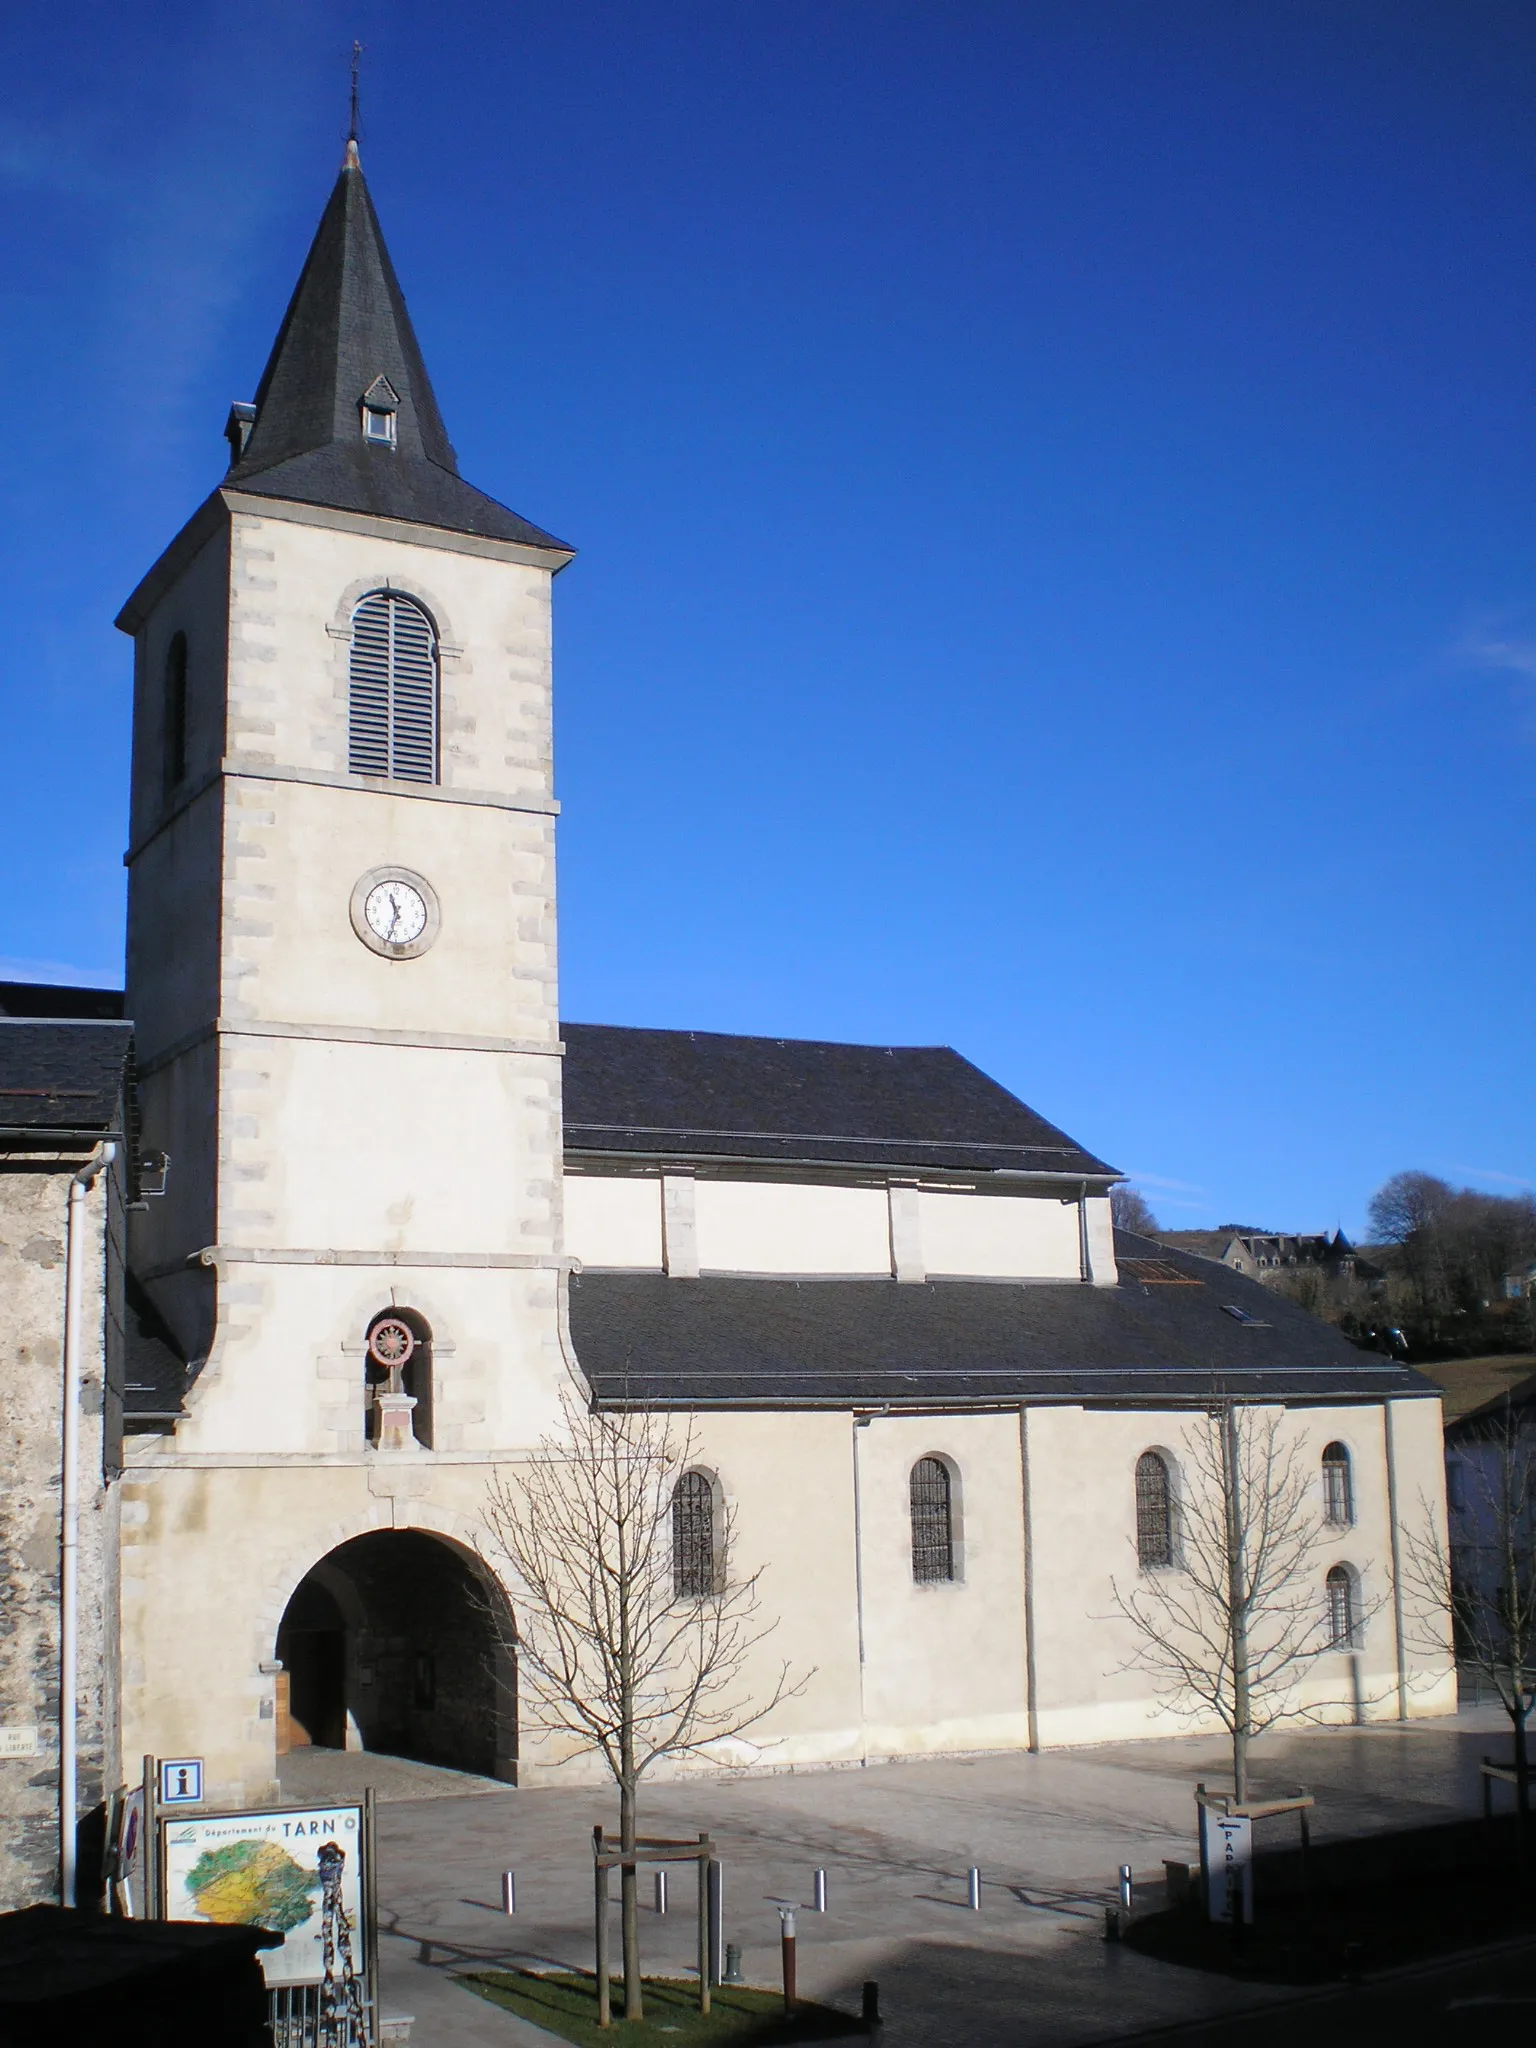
[
  {"xmin": 591, "ymin": 1387, "xmax": 1431, "ymax": 1414},
  {"xmin": 61, "ymin": 1141, "xmax": 115, "ymax": 1908}
]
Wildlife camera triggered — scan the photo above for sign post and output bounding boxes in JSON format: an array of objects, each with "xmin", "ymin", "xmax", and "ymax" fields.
[{"xmin": 1201, "ymin": 1809, "xmax": 1253, "ymax": 1926}]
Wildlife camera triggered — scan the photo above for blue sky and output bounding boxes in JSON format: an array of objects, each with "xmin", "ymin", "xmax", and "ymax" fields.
[{"xmin": 1, "ymin": 2, "xmax": 1532, "ymax": 1234}]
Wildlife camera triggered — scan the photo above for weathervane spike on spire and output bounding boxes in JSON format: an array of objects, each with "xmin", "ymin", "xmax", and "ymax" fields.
[{"xmin": 345, "ymin": 39, "xmax": 363, "ymax": 167}]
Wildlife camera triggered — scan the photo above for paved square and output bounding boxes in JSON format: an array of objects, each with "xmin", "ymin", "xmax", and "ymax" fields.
[{"xmin": 279, "ymin": 1708, "xmax": 1510, "ymax": 2045}]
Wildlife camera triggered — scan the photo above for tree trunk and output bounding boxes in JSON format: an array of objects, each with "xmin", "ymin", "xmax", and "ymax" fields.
[
  {"xmin": 620, "ymin": 1777, "xmax": 642, "ymax": 2020},
  {"xmin": 1222, "ymin": 1405, "xmax": 1251, "ymax": 1805}
]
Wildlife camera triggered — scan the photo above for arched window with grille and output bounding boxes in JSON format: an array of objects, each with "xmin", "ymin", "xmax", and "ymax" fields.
[
  {"xmin": 164, "ymin": 630, "xmax": 189, "ymax": 792},
  {"xmin": 1135, "ymin": 1450, "xmax": 1175, "ymax": 1569},
  {"xmin": 1326, "ymin": 1564, "xmax": 1358, "ymax": 1649},
  {"xmin": 909, "ymin": 1456, "xmax": 955, "ymax": 1584},
  {"xmin": 348, "ymin": 590, "xmax": 438, "ymax": 783},
  {"xmin": 672, "ymin": 1470, "xmax": 718, "ymax": 1599},
  {"xmin": 1321, "ymin": 1442, "xmax": 1354, "ymax": 1527}
]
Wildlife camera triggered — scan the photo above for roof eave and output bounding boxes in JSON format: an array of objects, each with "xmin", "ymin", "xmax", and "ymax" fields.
[
  {"xmin": 219, "ymin": 486, "xmax": 576, "ymax": 573},
  {"xmin": 116, "ymin": 491, "xmax": 230, "ymax": 636},
  {"xmin": 563, "ymin": 1144, "xmax": 1118, "ymax": 1185}
]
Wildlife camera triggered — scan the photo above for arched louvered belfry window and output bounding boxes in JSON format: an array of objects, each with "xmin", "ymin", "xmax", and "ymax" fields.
[
  {"xmin": 910, "ymin": 1457, "xmax": 955, "ymax": 1584},
  {"xmin": 348, "ymin": 590, "xmax": 438, "ymax": 783},
  {"xmin": 672, "ymin": 1470, "xmax": 718, "ymax": 1599},
  {"xmin": 1135, "ymin": 1450, "xmax": 1175, "ymax": 1569},
  {"xmin": 1326, "ymin": 1564, "xmax": 1358, "ymax": 1649},
  {"xmin": 1321, "ymin": 1442, "xmax": 1354, "ymax": 1527}
]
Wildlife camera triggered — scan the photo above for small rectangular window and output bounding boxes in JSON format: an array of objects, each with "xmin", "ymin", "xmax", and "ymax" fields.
[{"xmin": 363, "ymin": 406, "xmax": 397, "ymax": 445}]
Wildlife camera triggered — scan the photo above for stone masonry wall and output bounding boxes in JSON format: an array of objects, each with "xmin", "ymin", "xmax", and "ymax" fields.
[{"xmin": 0, "ymin": 1162, "xmax": 119, "ymax": 1910}]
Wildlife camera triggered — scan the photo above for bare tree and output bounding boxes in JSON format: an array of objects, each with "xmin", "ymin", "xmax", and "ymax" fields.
[
  {"xmin": 1405, "ymin": 1400, "xmax": 1536, "ymax": 1835},
  {"xmin": 1112, "ymin": 1404, "xmax": 1360, "ymax": 1801},
  {"xmin": 1111, "ymin": 1185, "xmax": 1160, "ymax": 1235},
  {"xmin": 479, "ymin": 1380, "xmax": 802, "ymax": 2022},
  {"xmin": 1367, "ymin": 1170, "xmax": 1536, "ymax": 1325}
]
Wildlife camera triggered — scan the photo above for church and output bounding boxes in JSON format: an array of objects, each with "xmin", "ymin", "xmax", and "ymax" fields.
[{"xmin": 0, "ymin": 141, "xmax": 1454, "ymax": 1899}]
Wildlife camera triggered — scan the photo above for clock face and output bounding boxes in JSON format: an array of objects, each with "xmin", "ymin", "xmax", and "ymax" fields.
[
  {"xmin": 363, "ymin": 878, "xmax": 428, "ymax": 948},
  {"xmin": 350, "ymin": 866, "xmax": 439, "ymax": 958}
]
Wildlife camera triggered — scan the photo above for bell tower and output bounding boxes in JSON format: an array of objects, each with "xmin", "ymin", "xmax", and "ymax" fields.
[{"xmin": 118, "ymin": 142, "xmax": 575, "ymax": 1461}]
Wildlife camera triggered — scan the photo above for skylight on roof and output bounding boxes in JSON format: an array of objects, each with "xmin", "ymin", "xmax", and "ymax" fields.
[{"xmin": 1221, "ymin": 1303, "xmax": 1271, "ymax": 1327}]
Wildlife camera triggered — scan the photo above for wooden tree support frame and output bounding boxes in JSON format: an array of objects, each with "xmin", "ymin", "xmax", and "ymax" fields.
[
  {"xmin": 1195, "ymin": 1782, "xmax": 1315, "ymax": 1922},
  {"xmin": 592, "ymin": 1827, "xmax": 716, "ymax": 2029},
  {"xmin": 1481, "ymin": 1756, "xmax": 1530, "ymax": 1817}
]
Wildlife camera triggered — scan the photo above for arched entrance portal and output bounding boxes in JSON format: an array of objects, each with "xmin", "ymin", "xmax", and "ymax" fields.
[{"xmin": 275, "ymin": 1531, "xmax": 516, "ymax": 1780}]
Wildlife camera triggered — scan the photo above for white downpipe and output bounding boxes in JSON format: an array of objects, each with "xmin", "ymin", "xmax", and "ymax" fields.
[{"xmin": 60, "ymin": 1141, "xmax": 114, "ymax": 1908}]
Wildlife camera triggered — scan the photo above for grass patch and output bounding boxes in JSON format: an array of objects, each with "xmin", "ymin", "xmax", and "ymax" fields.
[{"xmin": 459, "ymin": 1971, "xmax": 862, "ymax": 2046}]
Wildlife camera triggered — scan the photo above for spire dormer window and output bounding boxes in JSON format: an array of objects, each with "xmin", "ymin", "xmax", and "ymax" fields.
[{"xmin": 360, "ymin": 375, "xmax": 399, "ymax": 447}]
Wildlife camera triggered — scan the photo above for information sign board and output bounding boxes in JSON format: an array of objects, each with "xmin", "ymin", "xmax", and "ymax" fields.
[{"xmin": 160, "ymin": 1802, "xmax": 366, "ymax": 1987}]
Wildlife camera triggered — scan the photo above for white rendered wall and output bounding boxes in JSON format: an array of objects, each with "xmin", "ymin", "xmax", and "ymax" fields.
[
  {"xmin": 563, "ymin": 1176, "xmax": 663, "ymax": 1269},
  {"xmin": 564, "ymin": 1169, "xmax": 1106, "ymax": 1283},
  {"xmin": 1022, "ymin": 1400, "xmax": 1457, "ymax": 1750},
  {"xmin": 694, "ymin": 1180, "xmax": 892, "ymax": 1276},
  {"xmin": 918, "ymin": 1188, "xmax": 1082, "ymax": 1279}
]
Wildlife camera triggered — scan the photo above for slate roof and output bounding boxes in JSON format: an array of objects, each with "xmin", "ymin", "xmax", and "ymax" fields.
[
  {"xmin": 569, "ymin": 1230, "xmax": 1435, "ymax": 1410},
  {"xmin": 561, "ymin": 1023, "xmax": 1116, "ymax": 1179},
  {"xmin": 221, "ymin": 148, "xmax": 571, "ymax": 555},
  {"xmin": 0, "ymin": 1020, "xmax": 132, "ymax": 1143}
]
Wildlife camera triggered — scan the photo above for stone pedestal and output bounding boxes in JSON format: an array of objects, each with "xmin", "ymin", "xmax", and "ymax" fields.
[{"xmin": 374, "ymin": 1392, "xmax": 419, "ymax": 1452}]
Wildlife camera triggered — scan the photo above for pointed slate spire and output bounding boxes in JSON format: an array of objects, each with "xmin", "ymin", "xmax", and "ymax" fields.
[{"xmin": 227, "ymin": 148, "xmax": 570, "ymax": 555}]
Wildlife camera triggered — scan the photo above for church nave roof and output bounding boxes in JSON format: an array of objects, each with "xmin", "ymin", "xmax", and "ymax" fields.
[{"xmin": 561, "ymin": 1022, "xmax": 1116, "ymax": 1181}]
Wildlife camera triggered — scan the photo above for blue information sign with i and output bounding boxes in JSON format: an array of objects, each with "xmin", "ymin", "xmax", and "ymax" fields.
[{"xmin": 159, "ymin": 1758, "xmax": 203, "ymax": 1805}]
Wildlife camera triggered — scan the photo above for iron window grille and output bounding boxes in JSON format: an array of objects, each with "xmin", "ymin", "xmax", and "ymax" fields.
[
  {"xmin": 1135, "ymin": 1451, "xmax": 1175, "ymax": 1569},
  {"xmin": 1322, "ymin": 1442, "xmax": 1354, "ymax": 1527},
  {"xmin": 348, "ymin": 591, "xmax": 439, "ymax": 783},
  {"xmin": 909, "ymin": 1457, "xmax": 955, "ymax": 1584},
  {"xmin": 672, "ymin": 1470, "xmax": 717, "ymax": 1599},
  {"xmin": 1326, "ymin": 1565, "xmax": 1357, "ymax": 1649}
]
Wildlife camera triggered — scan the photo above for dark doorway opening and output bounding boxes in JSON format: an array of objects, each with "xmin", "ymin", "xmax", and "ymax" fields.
[
  {"xmin": 276, "ymin": 1575, "xmax": 346, "ymax": 1751},
  {"xmin": 274, "ymin": 1530, "xmax": 516, "ymax": 1779}
]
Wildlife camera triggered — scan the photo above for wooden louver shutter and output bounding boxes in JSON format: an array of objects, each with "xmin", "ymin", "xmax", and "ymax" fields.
[{"xmin": 348, "ymin": 592, "xmax": 438, "ymax": 782}]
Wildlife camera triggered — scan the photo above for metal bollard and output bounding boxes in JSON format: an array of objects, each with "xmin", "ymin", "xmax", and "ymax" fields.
[
  {"xmin": 723, "ymin": 1942, "xmax": 744, "ymax": 1985},
  {"xmin": 708, "ymin": 1860, "xmax": 724, "ymax": 1986},
  {"xmin": 500, "ymin": 1871, "xmax": 516, "ymax": 1915},
  {"xmin": 967, "ymin": 1867, "xmax": 981, "ymax": 1911},
  {"xmin": 654, "ymin": 1869, "xmax": 668, "ymax": 1914},
  {"xmin": 1119, "ymin": 1864, "xmax": 1133, "ymax": 1912},
  {"xmin": 813, "ymin": 1868, "xmax": 827, "ymax": 1913},
  {"xmin": 778, "ymin": 1908, "xmax": 797, "ymax": 2014},
  {"xmin": 1104, "ymin": 1906, "xmax": 1122, "ymax": 1942}
]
